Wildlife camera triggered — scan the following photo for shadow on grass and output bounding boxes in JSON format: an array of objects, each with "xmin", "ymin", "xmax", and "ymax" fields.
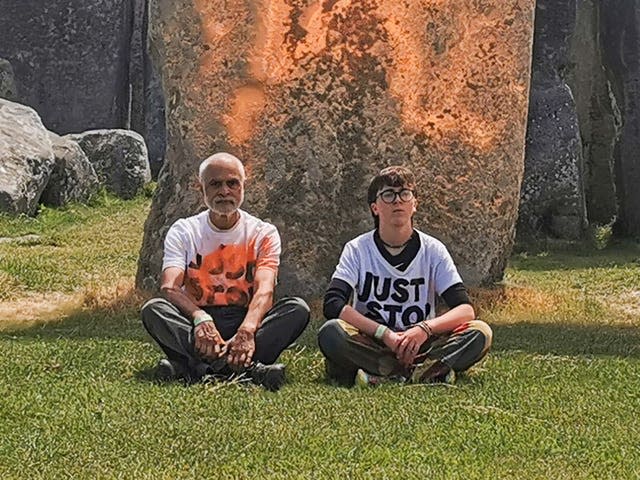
[
  {"xmin": 3, "ymin": 304, "xmax": 638, "ymax": 360},
  {"xmin": 510, "ymin": 242, "xmax": 640, "ymax": 272},
  {"xmin": 493, "ymin": 322, "xmax": 639, "ymax": 358},
  {"xmin": 0, "ymin": 305, "xmax": 146, "ymax": 341}
]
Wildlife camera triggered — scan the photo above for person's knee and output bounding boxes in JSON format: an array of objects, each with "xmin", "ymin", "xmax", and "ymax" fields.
[
  {"xmin": 288, "ymin": 296, "xmax": 311, "ymax": 326},
  {"xmin": 467, "ymin": 320, "xmax": 493, "ymax": 355},
  {"xmin": 317, "ymin": 319, "xmax": 347, "ymax": 358},
  {"xmin": 140, "ymin": 297, "xmax": 171, "ymax": 329}
]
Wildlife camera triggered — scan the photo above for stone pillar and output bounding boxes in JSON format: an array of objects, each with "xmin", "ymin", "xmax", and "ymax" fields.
[
  {"xmin": 601, "ymin": 0, "xmax": 640, "ymax": 238},
  {"xmin": 0, "ymin": 1, "xmax": 134, "ymax": 134},
  {"xmin": 568, "ymin": 0, "xmax": 619, "ymax": 228},
  {"xmin": 519, "ymin": 0, "xmax": 587, "ymax": 240},
  {"xmin": 137, "ymin": 0, "xmax": 536, "ymax": 296}
]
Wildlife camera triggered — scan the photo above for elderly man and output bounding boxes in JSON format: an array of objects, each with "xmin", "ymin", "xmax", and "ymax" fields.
[
  {"xmin": 318, "ymin": 165, "xmax": 492, "ymax": 387},
  {"xmin": 142, "ymin": 152, "xmax": 309, "ymax": 390}
]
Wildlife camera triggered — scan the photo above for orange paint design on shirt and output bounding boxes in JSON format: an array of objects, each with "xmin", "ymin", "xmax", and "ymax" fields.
[{"xmin": 184, "ymin": 238, "xmax": 258, "ymax": 307}]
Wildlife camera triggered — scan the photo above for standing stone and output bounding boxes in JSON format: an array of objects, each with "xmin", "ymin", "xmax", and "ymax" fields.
[
  {"xmin": 601, "ymin": 0, "xmax": 640, "ymax": 237},
  {"xmin": 137, "ymin": 0, "xmax": 536, "ymax": 295},
  {"xmin": 143, "ymin": 60, "xmax": 168, "ymax": 179},
  {"xmin": 0, "ymin": 99, "xmax": 54, "ymax": 215},
  {"xmin": 567, "ymin": 0, "xmax": 620, "ymax": 228},
  {"xmin": 519, "ymin": 0, "xmax": 587, "ymax": 240},
  {"xmin": 65, "ymin": 130, "xmax": 151, "ymax": 200},
  {"xmin": 129, "ymin": 0, "xmax": 168, "ymax": 179},
  {"xmin": 40, "ymin": 133, "xmax": 100, "ymax": 207},
  {"xmin": 0, "ymin": 1, "xmax": 133, "ymax": 134},
  {"xmin": 0, "ymin": 59, "xmax": 18, "ymax": 101}
]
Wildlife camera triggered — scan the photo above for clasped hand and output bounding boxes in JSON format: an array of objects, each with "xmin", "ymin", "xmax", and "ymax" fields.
[{"xmin": 383, "ymin": 326, "xmax": 429, "ymax": 367}]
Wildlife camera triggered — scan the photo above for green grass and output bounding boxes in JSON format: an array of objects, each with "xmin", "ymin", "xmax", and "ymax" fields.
[
  {"xmin": 0, "ymin": 190, "xmax": 149, "ymax": 299},
  {"xmin": 1, "ymin": 198, "xmax": 639, "ymax": 479}
]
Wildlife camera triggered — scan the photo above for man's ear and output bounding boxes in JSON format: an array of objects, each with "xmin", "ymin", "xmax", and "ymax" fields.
[{"xmin": 370, "ymin": 202, "xmax": 379, "ymax": 217}]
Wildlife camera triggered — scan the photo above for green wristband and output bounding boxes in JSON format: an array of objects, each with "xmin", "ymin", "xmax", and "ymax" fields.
[
  {"xmin": 193, "ymin": 313, "xmax": 213, "ymax": 327},
  {"xmin": 374, "ymin": 324, "xmax": 388, "ymax": 340}
]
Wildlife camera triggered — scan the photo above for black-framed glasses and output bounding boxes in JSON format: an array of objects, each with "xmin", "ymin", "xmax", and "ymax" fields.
[{"xmin": 377, "ymin": 188, "xmax": 414, "ymax": 204}]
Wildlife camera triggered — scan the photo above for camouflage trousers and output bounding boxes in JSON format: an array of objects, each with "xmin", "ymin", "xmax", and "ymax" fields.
[{"xmin": 317, "ymin": 318, "xmax": 492, "ymax": 386}]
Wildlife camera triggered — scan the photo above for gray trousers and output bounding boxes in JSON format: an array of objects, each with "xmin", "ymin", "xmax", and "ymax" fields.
[
  {"xmin": 141, "ymin": 296, "xmax": 310, "ymax": 381},
  {"xmin": 317, "ymin": 319, "xmax": 493, "ymax": 386}
]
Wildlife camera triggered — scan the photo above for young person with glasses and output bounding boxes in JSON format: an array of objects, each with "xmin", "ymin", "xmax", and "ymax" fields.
[{"xmin": 318, "ymin": 166, "xmax": 492, "ymax": 386}]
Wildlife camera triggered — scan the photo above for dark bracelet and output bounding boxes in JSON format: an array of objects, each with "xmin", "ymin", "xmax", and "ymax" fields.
[{"xmin": 416, "ymin": 321, "xmax": 433, "ymax": 337}]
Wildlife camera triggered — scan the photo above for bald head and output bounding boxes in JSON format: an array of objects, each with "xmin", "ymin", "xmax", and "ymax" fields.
[{"xmin": 198, "ymin": 152, "xmax": 246, "ymax": 182}]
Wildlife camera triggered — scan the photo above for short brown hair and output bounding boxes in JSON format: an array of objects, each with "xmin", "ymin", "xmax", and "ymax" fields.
[{"xmin": 367, "ymin": 166, "xmax": 417, "ymax": 227}]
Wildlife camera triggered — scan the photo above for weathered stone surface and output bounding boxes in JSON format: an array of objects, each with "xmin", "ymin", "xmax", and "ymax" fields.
[
  {"xmin": 40, "ymin": 133, "xmax": 100, "ymax": 207},
  {"xmin": 567, "ymin": 0, "xmax": 619, "ymax": 227},
  {"xmin": 0, "ymin": 59, "xmax": 18, "ymax": 101},
  {"xmin": 129, "ymin": 0, "xmax": 168, "ymax": 180},
  {"xmin": 601, "ymin": 0, "xmax": 640, "ymax": 237},
  {"xmin": 0, "ymin": 99, "xmax": 54, "ymax": 215},
  {"xmin": 520, "ymin": 82, "xmax": 586, "ymax": 239},
  {"xmin": 137, "ymin": 0, "xmax": 535, "ymax": 295},
  {"xmin": 0, "ymin": 1, "xmax": 133, "ymax": 134},
  {"xmin": 519, "ymin": 0, "xmax": 586, "ymax": 240},
  {"xmin": 143, "ymin": 61, "xmax": 168, "ymax": 179},
  {"xmin": 65, "ymin": 129, "xmax": 151, "ymax": 200}
]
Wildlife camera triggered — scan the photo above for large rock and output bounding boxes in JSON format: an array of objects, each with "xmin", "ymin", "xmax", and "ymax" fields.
[
  {"xmin": 0, "ymin": 59, "xmax": 18, "ymax": 101},
  {"xmin": 0, "ymin": 99, "xmax": 54, "ymax": 215},
  {"xmin": 65, "ymin": 129, "xmax": 151, "ymax": 200},
  {"xmin": 601, "ymin": 0, "xmax": 640, "ymax": 237},
  {"xmin": 137, "ymin": 0, "xmax": 536, "ymax": 295},
  {"xmin": 0, "ymin": 1, "xmax": 133, "ymax": 134},
  {"xmin": 40, "ymin": 133, "xmax": 100, "ymax": 207},
  {"xmin": 567, "ymin": 0, "xmax": 619, "ymax": 227},
  {"xmin": 519, "ymin": 0, "xmax": 587, "ymax": 240}
]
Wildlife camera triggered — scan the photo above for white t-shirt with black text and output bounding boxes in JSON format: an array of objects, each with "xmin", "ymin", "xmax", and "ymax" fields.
[{"xmin": 332, "ymin": 230, "xmax": 462, "ymax": 331}]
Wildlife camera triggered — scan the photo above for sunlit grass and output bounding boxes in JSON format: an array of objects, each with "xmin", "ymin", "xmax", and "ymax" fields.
[
  {"xmin": 0, "ymin": 190, "xmax": 150, "ymax": 301},
  {"xmin": 0, "ymin": 197, "xmax": 639, "ymax": 479}
]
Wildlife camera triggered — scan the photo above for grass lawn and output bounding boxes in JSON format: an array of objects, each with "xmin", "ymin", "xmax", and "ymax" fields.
[{"xmin": 1, "ymin": 195, "xmax": 639, "ymax": 479}]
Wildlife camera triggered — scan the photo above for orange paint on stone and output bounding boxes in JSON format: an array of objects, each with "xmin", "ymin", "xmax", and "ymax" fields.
[
  {"xmin": 194, "ymin": 0, "xmax": 249, "ymax": 75},
  {"xmin": 374, "ymin": 1, "xmax": 503, "ymax": 151},
  {"xmin": 223, "ymin": 84, "xmax": 267, "ymax": 145},
  {"xmin": 191, "ymin": 0, "xmax": 529, "ymax": 152},
  {"xmin": 249, "ymin": 0, "xmax": 294, "ymax": 83}
]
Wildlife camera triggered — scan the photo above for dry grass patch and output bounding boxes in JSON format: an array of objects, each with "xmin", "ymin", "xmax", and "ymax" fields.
[
  {"xmin": 81, "ymin": 276, "xmax": 151, "ymax": 312},
  {"xmin": 0, "ymin": 291, "xmax": 84, "ymax": 328}
]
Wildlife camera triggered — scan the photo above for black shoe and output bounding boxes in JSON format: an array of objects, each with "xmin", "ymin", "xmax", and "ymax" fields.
[
  {"xmin": 155, "ymin": 358, "xmax": 184, "ymax": 381},
  {"xmin": 248, "ymin": 362, "xmax": 286, "ymax": 391}
]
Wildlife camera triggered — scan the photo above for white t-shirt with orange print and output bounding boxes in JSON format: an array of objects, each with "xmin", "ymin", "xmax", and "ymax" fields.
[{"xmin": 162, "ymin": 209, "xmax": 281, "ymax": 308}]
